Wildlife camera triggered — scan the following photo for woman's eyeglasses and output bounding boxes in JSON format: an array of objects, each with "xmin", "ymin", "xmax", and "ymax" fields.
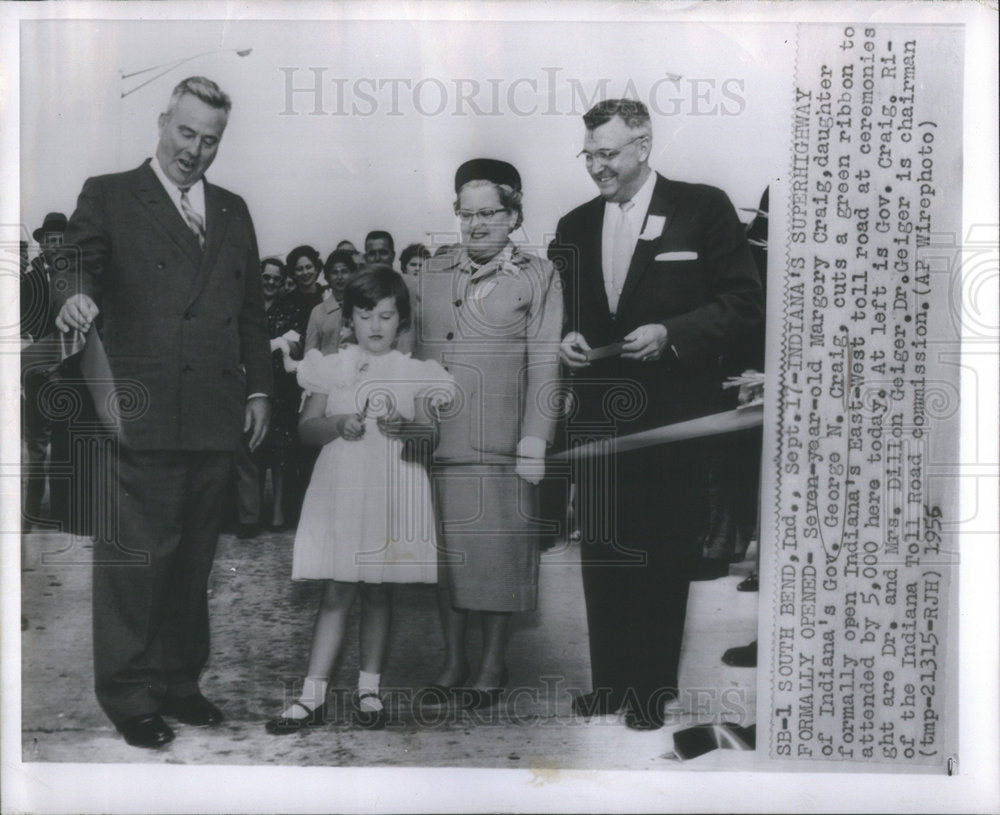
[{"xmin": 456, "ymin": 207, "xmax": 508, "ymax": 223}]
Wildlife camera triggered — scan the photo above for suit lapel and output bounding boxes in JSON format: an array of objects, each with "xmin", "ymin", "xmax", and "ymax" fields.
[
  {"xmin": 131, "ymin": 161, "xmax": 203, "ymax": 270},
  {"xmin": 580, "ymin": 197, "xmax": 612, "ymax": 316},
  {"xmin": 617, "ymin": 174, "xmax": 679, "ymax": 314},
  {"xmin": 185, "ymin": 180, "xmax": 231, "ymax": 308}
]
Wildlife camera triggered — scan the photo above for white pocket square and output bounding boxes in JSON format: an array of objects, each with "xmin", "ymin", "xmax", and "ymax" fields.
[
  {"xmin": 639, "ymin": 214, "xmax": 666, "ymax": 241},
  {"xmin": 655, "ymin": 251, "xmax": 698, "ymax": 261}
]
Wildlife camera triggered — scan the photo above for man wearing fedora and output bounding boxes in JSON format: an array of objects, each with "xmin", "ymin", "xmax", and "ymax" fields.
[
  {"xmin": 52, "ymin": 76, "xmax": 272, "ymax": 748},
  {"xmin": 20, "ymin": 212, "xmax": 67, "ymax": 529}
]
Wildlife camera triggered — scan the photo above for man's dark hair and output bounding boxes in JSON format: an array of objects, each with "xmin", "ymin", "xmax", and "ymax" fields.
[
  {"xmin": 364, "ymin": 230, "xmax": 395, "ymax": 253},
  {"xmin": 583, "ymin": 98, "xmax": 651, "ymax": 131}
]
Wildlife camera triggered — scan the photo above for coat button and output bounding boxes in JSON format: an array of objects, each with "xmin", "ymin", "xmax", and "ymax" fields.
[
  {"xmin": 156, "ymin": 262, "xmax": 165, "ymax": 270},
  {"xmin": 234, "ymin": 269, "xmax": 242, "ymax": 278},
  {"xmin": 183, "ymin": 365, "xmax": 193, "ymax": 373},
  {"xmin": 446, "ymin": 332, "xmax": 454, "ymax": 340}
]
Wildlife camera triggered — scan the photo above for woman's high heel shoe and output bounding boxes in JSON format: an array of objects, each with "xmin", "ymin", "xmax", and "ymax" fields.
[
  {"xmin": 415, "ymin": 661, "xmax": 470, "ymax": 708},
  {"xmin": 456, "ymin": 667, "xmax": 509, "ymax": 711}
]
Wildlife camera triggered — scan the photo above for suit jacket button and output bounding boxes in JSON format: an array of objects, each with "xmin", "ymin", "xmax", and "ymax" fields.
[
  {"xmin": 446, "ymin": 332, "xmax": 454, "ymax": 340},
  {"xmin": 156, "ymin": 262, "xmax": 165, "ymax": 270},
  {"xmin": 183, "ymin": 365, "xmax": 193, "ymax": 373},
  {"xmin": 234, "ymin": 269, "xmax": 242, "ymax": 278}
]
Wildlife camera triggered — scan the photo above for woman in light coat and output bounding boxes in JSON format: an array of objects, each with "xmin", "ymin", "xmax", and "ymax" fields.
[{"xmin": 414, "ymin": 158, "xmax": 563, "ymax": 708}]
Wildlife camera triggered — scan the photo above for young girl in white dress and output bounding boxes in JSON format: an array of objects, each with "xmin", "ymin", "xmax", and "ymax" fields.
[{"xmin": 266, "ymin": 267, "xmax": 454, "ymax": 733}]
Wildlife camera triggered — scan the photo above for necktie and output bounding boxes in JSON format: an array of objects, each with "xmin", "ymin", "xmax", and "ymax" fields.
[
  {"xmin": 179, "ymin": 188, "xmax": 205, "ymax": 250},
  {"xmin": 608, "ymin": 200, "xmax": 634, "ymax": 314}
]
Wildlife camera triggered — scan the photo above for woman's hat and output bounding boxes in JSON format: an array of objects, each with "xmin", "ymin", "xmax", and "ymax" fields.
[
  {"xmin": 33, "ymin": 212, "xmax": 67, "ymax": 242},
  {"xmin": 454, "ymin": 159, "xmax": 521, "ymax": 193}
]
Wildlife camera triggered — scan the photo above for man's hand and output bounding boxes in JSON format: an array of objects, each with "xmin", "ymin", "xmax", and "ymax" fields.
[
  {"xmin": 244, "ymin": 395, "xmax": 272, "ymax": 452},
  {"xmin": 55, "ymin": 293, "xmax": 99, "ymax": 333},
  {"xmin": 515, "ymin": 435, "xmax": 546, "ymax": 485},
  {"xmin": 559, "ymin": 331, "xmax": 592, "ymax": 370},
  {"xmin": 621, "ymin": 323, "xmax": 669, "ymax": 362}
]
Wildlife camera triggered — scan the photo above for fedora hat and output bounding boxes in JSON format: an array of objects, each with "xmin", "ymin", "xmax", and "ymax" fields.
[{"xmin": 33, "ymin": 212, "xmax": 67, "ymax": 242}]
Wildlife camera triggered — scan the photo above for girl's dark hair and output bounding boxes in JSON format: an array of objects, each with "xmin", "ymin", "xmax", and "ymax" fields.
[{"xmin": 343, "ymin": 265, "xmax": 411, "ymax": 332}]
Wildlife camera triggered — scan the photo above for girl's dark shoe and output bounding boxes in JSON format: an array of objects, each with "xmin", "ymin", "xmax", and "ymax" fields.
[
  {"xmin": 265, "ymin": 700, "xmax": 326, "ymax": 735},
  {"xmin": 352, "ymin": 692, "xmax": 386, "ymax": 730}
]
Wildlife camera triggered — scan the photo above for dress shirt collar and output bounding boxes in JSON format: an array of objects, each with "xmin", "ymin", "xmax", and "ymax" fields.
[
  {"xmin": 150, "ymin": 156, "xmax": 206, "ymax": 220},
  {"xmin": 617, "ymin": 168, "xmax": 657, "ymax": 231}
]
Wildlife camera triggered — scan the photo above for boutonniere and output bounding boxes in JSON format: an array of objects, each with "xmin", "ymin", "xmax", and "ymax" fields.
[{"xmin": 639, "ymin": 214, "xmax": 667, "ymax": 241}]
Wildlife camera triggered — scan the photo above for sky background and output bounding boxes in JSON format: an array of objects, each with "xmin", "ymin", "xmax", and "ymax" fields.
[{"xmin": 19, "ymin": 18, "xmax": 790, "ymax": 261}]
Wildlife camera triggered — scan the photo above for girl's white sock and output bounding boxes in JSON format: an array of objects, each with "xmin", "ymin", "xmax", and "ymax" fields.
[
  {"xmin": 282, "ymin": 676, "xmax": 328, "ymax": 719},
  {"xmin": 358, "ymin": 670, "xmax": 383, "ymax": 712}
]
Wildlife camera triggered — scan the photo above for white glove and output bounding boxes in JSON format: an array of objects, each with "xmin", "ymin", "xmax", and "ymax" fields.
[{"xmin": 515, "ymin": 435, "xmax": 546, "ymax": 485}]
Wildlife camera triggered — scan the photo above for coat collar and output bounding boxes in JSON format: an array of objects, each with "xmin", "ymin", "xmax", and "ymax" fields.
[{"xmin": 130, "ymin": 159, "xmax": 235, "ymax": 308}]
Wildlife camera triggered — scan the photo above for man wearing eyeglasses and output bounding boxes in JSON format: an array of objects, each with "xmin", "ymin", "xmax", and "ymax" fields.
[{"xmin": 549, "ymin": 98, "xmax": 762, "ymax": 730}]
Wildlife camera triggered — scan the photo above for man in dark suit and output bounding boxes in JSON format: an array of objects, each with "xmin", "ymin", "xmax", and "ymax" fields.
[
  {"xmin": 548, "ymin": 98, "xmax": 762, "ymax": 730},
  {"xmin": 53, "ymin": 76, "xmax": 272, "ymax": 748},
  {"xmin": 21, "ymin": 214, "xmax": 66, "ymax": 528}
]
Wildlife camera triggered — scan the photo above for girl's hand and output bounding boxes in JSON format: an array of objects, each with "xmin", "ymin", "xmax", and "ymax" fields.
[
  {"xmin": 376, "ymin": 408, "xmax": 405, "ymax": 438},
  {"xmin": 337, "ymin": 414, "xmax": 366, "ymax": 440}
]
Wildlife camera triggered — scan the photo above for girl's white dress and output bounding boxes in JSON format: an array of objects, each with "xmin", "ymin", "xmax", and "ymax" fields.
[{"xmin": 292, "ymin": 346, "xmax": 455, "ymax": 583}]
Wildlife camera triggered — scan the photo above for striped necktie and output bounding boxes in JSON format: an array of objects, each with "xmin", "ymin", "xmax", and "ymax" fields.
[{"xmin": 179, "ymin": 188, "xmax": 205, "ymax": 250}]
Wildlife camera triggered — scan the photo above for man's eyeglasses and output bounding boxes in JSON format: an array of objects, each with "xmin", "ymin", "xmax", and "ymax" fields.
[
  {"xmin": 456, "ymin": 207, "xmax": 508, "ymax": 223},
  {"xmin": 577, "ymin": 134, "xmax": 647, "ymax": 165}
]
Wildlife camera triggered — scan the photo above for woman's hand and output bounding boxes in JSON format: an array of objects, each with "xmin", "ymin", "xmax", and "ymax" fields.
[{"xmin": 515, "ymin": 436, "xmax": 546, "ymax": 485}]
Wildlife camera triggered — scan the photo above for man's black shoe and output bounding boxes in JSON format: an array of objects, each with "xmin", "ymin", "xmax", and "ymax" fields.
[
  {"xmin": 117, "ymin": 713, "xmax": 175, "ymax": 748},
  {"xmin": 689, "ymin": 556, "xmax": 731, "ymax": 581},
  {"xmin": 722, "ymin": 640, "xmax": 757, "ymax": 668},
  {"xmin": 160, "ymin": 694, "xmax": 224, "ymax": 726},
  {"xmin": 737, "ymin": 572, "xmax": 758, "ymax": 592},
  {"xmin": 624, "ymin": 708, "xmax": 665, "ymax": 731},
  {"xmin": 571, "ymin": 691, "xmax": 622, "ymax": 717}
]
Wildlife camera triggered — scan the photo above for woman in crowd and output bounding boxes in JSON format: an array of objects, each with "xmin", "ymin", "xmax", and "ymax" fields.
[
  {"xmin": 305, "ymin": 249, "xmax": 358, "ymax": 354},
  {"xmin": 414, "ymin": 159, "xmax": 563, "ymax": 708},
  {"xmin": 282, "ymin": 244, "xmax": 328, "ymax": 515},
  {"xmin": 259, "ymin": 258, "xmax": 305, "ymax": 529},
  {"xmin": 399, "ymin": 242, "xmax": 431, "ymax": 277},
  {"xmin": 284, "ymin": 245, "xmax": 328, "ymax": 338}
]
